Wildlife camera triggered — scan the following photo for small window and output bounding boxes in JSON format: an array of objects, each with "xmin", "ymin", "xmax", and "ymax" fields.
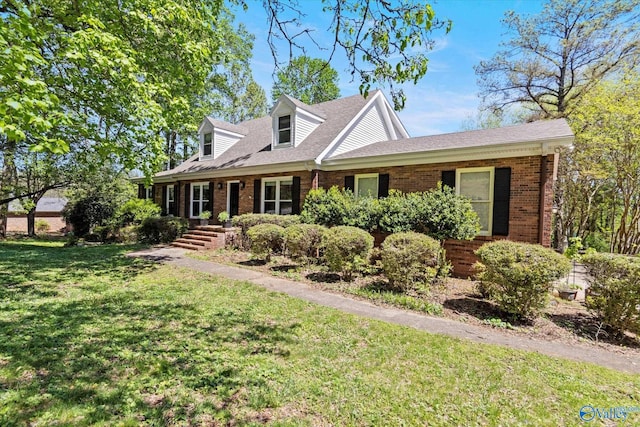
[
  {"xmin": 190, "ymin": 182, "xmax": 210, "ymax": 218},
  {"xmin": 203, "ymin": 132, "xmax": 212, "ymax": 156},
  {"xmin": 277, "ymin": 115, "xmax": 291, "ymax": 145},
  {"xmin": 355, "ymin": 174, "xmax": 379, "ymax": 198},
  {"xmin": 263, "ymin": 177, "xmax": 293, "ymax": 214},
  {"xmin": 457, "ymin": 167, "xmax": 494, "ymax": 236},
  {"xmin": 166, "ymin": 185, "xmax": 175, "ymax": 215}
]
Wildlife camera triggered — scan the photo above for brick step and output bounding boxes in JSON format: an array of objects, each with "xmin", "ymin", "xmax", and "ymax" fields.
[
  {"xmin": 188, "ymin": 229, "xmax": 219, "ymax": 237},
  {"xmin": 172, "ymin": 241, "xmax": 206, "ymax": 251},
  {"xmin": 182, "ymin": 233, "xmax": 216, "ymax": 242},
  {"xmin": 175, "ymin": 237, "xmax": 208, "ymax": 247},
  {"xmin": 194, "ymin": 225, "xmax": 224, "ymax": 232}
]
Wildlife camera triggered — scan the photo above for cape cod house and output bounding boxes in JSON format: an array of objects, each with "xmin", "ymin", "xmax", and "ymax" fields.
[{"xmin": 137, "ymin": 91, "xmax": 574, "ymax": 275}]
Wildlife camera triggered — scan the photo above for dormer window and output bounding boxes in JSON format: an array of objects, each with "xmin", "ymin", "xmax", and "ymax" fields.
[
  {"xmin": 203, "ymin": 132, "xmax": 212, "ymax": 156},
  {"xmin": 277, "ymin": 115, "xmax": 291, "ymax": 145}
]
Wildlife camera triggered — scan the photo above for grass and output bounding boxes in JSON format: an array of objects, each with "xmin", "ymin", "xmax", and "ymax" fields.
[{"xmin": 0, "ymin": 239, "xmax": 639, "ymax": 426}]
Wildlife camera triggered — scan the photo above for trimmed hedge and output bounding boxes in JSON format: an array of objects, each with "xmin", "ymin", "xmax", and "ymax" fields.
[
  {"xmin": 138, "ymin": 217, "xmax": 188, "ymax": 244},
  {"xmin": 300, "ymin": 186, "xmax": 380, "ymax": 231},
  {"xmin": 246, "ymin": 223, "xmax": 285, "ymax": 262},
  {"xmin": 322, "ymin": 225, "xmax": 374, "ymax": 281},
  {"xmin": 475, "ymin": 241, "xmax": 571, "ymax": 319},
  {"xmin": 283, "ymin": 223, "xmax": 327, "ymax": 262},
  {"xmin": 582, "ymin": 253, "xmax": 640, "ymax": 336},
  {"xmin": 232, "ymin": 213, "xmax": 300, "ymax": 249},
  {"xmin": 381, "ymin": 232, "xmax": 442, "ymax": 291}
]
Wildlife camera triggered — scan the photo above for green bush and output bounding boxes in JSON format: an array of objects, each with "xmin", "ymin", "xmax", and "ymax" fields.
[
  {"xmin": 115, "ymin": 198, "xmax": 161, "ymax": 226},
  {"xmin": 283, "ymin": 223, "xmax": 327, "ymax": 261},
  {"xmin": 138, "ymin": 217, "xmax": 188, "ymax": 244},
  {"xmin": 63, "ymin": 194, "xmax": 116, "ymax": 237},
  {"xmin": 381, "ymin": 232, "xmax": 442, "ymax": 291},
  {"xmin": 35, "ymin": 219, "xmax": 50, "ymax": 233},
  {"xmin": 301, "ymin": 186, "xmax": 380, "ymax": 231},
  {"xmin": 582, "ymin": 253, "xmax": 640, "ymax": 336},
  {"xmin": 378, "ymin": 190, "xmax": 418, "ymax": 233},
  {"xmin": 475, "ymin": 241, "xmax": 571, "ymax": 319},
  {"xmin": 232, "ymin": 213, "xmax": 300, "ymax": 249},
  {"xmin": 246, "ymin": 223, "xmax": 285, "ymax": 261},
  {"xmin": 322, "ymin": 226, "xmax": 374, "ymax": 281}
]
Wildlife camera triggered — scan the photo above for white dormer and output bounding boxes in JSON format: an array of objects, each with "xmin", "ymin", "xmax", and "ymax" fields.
[
  {"xmin": 270, "ymin": 95, "xmax": 326, "ymax": 149},
  {"xmin": 198, "ymin": 117, "xmax": 247, "ymax": 160}
]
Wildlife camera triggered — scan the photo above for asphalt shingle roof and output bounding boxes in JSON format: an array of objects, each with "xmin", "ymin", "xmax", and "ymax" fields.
[{"xmin": 327, "ymin": 119, "xmax": 573, "ymax": 160}]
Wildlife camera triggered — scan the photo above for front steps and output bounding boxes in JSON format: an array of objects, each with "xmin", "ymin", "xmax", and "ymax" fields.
[{"xmin": 172, "ymin": 225, "xmax": 227, "ymax": 251}]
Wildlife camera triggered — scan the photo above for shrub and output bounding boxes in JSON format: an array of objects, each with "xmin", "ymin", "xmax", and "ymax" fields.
[
  {"xmin": 115, "ymin": 198, "xmax": 161, "ymax": 226},
  {"xmin": 232, "ymin": 213, "xmax": 300, "ymax": 249},
  {"xmin": 378, "ymin": 190, "xmax": 418, "ymax": 233},
  {"xmin": 301, "ymin": 186, "xmax": 380, "ymax": 231},
  {"xmin": 246, "ymin": 224, "xmax": 285, "ymax": 261},
  {"xmin": 35, "ymin": 219, "xmax": 50, "ymax": 233},
  {"xmin": 381, "ymin": 232, "xmax": 442, "ymax": 291},
  {"xmin": 322, "ymin": 226, "xmax": 374, "ymax": 281},
  {"xmin": 138, "ymin": 217, "xmax": 188, "ymax": 244},
  {"xmin": 475, "ymin": 241, "xmax": 571, "ymax": 319},
  {"xmin": 283, "ymin": 223, "xmax": 327, "ymax": 261},
  {"xmin": 63, "ymin": 194, "xmax": 115, "ymax": 236},
  {"xmin": 582, "ymin": 253, "xmax": 640, "ymax": 336}
]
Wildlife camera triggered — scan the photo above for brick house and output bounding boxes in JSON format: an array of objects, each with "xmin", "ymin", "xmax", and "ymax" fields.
[{"xmin": 137, "ymin": 91, "xmax": 574, "ymax": 276}]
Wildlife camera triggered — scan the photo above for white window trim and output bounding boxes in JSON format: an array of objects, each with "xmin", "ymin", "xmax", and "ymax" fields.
[
  {"xmin": 275, "ymin": 114, "xmax": 293, "ymax": 148},
  {"xmin": 261, "ymin": 176, "xmax": 293, "ymax": 214},
  {"xmin": 354, "ymin": 173, "xmax": 379, "ymax": 198},
  {"xmin": 456, "ymin": 166, "xmax": 495, "ymax": 236},
  {"xmin": 166, "ymin": 185, "xmax": 174, "ymax": 215},
  {"xmin": 226, "ymin": 180, "xmax": 240, "ymax": 215},
  {"xmin": 145, "ymin": 187, "xmax": 153, "ymax": 200},
  {"xmin": 201, "ymin": 132, "xmax": 213, "ymax": 158},
  {"xmin": 190, "ymin": 181, "xmax": 210, "ymax": 218}
]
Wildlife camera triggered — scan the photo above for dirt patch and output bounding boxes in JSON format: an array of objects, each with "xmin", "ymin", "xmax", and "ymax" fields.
[{"xmin": 194, "ymin": 249, "xmax": 640, "ymax": 359}]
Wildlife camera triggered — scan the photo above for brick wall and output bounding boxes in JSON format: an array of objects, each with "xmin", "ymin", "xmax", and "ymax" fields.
[{"xmin": 6, "ymin": 216, "xmax": 68, "ymax": 233}]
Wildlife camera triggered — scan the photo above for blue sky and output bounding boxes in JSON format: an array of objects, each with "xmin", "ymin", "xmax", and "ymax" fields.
[{"xmin": 232, "ymin": 0, "xmax": 544, "ymax": 136}]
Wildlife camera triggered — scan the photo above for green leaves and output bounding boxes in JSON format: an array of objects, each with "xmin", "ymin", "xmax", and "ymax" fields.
[{"xmin": 272, "ymin": 56, "xmax": 341, "ymax": 104}]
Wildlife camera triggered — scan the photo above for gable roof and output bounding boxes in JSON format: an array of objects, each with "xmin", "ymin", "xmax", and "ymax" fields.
[
  {"xmin": 327, "ymin": 119, "xmax": 573, "ymax": 161},
  {"xmin": 156, "ymin": 91, "xmax": 383, "ymax": 179}
]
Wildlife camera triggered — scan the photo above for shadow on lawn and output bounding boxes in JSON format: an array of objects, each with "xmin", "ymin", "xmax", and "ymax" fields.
[
  {"xmin": 547, "ymin": 312, "xmax": 640, "ymax": 349},
  {"xmin": 0, "ymin": 242, "xmax": 298, "ymax": 425}
]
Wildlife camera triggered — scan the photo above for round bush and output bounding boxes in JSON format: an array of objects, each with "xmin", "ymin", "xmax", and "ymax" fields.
[
  {"xmin": 232, "ymin": 213, "xmax": 300, "ymax": 249},
  {"xmin": 381, "ymin": 232, "xmax": 441, "ymax": 291},
  {"xmin": 246, "ymin": 223, "xmax": 285, "ymax": 261},
  {"xmin": 475, "ymin": 241, "xmax": 571, "ymax": 319},
  {"xmin": 582, "ymin": 252, "xmax": 640, "ymax": 336},
  {"xmin": 138, "ymin": 217, "xmax": 188, "ymax": 244},
  {"xmin": 284, "ymin": 223, "xmax": 327, "ymax": 261},
  {"xmin": 322, "ymin": 226, "xmax": 374, "ymax": 280},
  {"xmin": 35, "ymin": 219, "xmax": 50, "ymax": 233}
]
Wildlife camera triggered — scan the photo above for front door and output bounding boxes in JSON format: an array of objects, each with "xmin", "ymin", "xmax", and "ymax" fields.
[{"xmin": 229, "ymin": 182, "xmax": 240, "ymax": 217}]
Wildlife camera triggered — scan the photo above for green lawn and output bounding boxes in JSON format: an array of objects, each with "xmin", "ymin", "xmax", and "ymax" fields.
[{"xmin": 0, "ymin": 240, "xmax": 638, "ymax": 426}]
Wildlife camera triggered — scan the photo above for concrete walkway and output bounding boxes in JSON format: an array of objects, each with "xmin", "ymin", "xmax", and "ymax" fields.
[{"xmin": 128, "ymin": 246, "xmax": 640, "ymax": 375}]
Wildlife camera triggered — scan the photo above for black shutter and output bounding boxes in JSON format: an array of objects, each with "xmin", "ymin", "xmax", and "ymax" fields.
[
  {"xmin": 253, "ymin": 179, "xmax": 261, "ymax": 213},
  {"xmin": 345, "ymin": 175, "xmax": 355, "ymax": 192},
  {"xmin": 184, "ymin": 183, "xmax": 191, "ymax": 218},
  {"xmin": 378, "ymin": 174, "xmax": 390, "ymax": 198},
  {"xmin": 492, "ymin": 167, "xmax": 511, "ymax": 236},
  {"xmin": 174, "ymin": 182, "xmax": 181, "ymax": 216},
  {"xmin": 292, "ymin": 176, "xmax": 301, "ymax": 214},
  {"xmin": 138, "ymin": 184, "xmax": 145, "ymax": 199},
  {"xmin": 441, "ymin": 170, "xmax": 455, "ymax": 189},
  {"xmin": 161, "ymin": 185, "xmax": 167, "ymax": 215},
  {"xmin": 208, "ymin": 181, "xmax": 214, "ymax": 213}
]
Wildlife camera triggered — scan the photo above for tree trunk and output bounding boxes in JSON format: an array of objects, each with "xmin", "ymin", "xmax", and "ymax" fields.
[
  {"xmin": 0, "ymin": 139, "xmax": 18, "ymax": 239},
  {"xmin": 27, "ymin": 208, "xmax": 36, "ymax": 236}
]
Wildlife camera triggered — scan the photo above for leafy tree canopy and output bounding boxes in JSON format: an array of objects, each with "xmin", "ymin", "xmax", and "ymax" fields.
[
  {"xmin": 272, "ymin": 56, "xmax": 340, "ymax": 104},
  {"xmin": 475, "ymin": 0, "xmax": 640, "ymax": 119}
]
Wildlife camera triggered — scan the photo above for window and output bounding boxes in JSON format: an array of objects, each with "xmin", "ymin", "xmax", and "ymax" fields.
[
  {"xmin": 145, "ymin": 187, "xmax": 153, "ymax": 200},
  {"xmin": 263, "ymin": 177, "xmax": 293, "ymax": 214},
  {"xmin": 277, "ymin": 115, "xmax": 291, "ymax": 145},
  {"xmin": 203, "ymin": 132, "xmax": 212, "ymax": 156},
  {"xmin": 456, "ymin": 167, "xmax": 494, "ymax": 236},
  {"xmin": 166, "ymin": 185, "xmax": 175, "ymax": 215},
  {"xmin": 355, "ymin": 174, "xmax": 379, "ymax": 198},
  {"xmin": 190, "ymin": 182, "xmax": 210, "ymax": 217}
]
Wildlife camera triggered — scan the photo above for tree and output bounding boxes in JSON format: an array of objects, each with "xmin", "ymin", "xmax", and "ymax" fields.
[
  {"xmin": 263, "ymin": 0, "xmax": 452, "ymax": 109},
  {"xmin": 569, "ymin": 73, "xmax": 640, "ymax": 254},
  {"xmin": 475, "ymin": 0, "xmax": 640, "ymax": 118},
  {"xmin": 272, "ymin": 56, "xmax": 340, "ymax": 104}
]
